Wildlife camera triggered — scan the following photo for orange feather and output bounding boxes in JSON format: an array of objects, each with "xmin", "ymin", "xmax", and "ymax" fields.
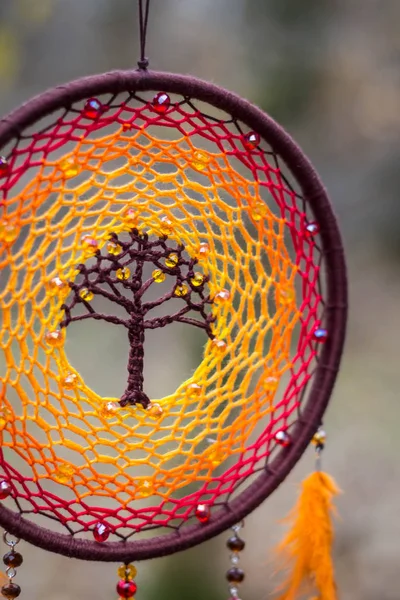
[{"xmin": 274, "ymin": 471, "xmax": 341, "ymax": 600}]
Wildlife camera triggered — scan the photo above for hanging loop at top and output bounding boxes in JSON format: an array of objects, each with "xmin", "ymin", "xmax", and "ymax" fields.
[{"xmin": 137, "ymin": 0, "xmax": 151, "ymax": 70}]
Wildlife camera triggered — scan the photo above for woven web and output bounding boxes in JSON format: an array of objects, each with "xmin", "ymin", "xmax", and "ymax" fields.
[{"xmin": 0, "ymin": 89, "xmax": 325, "ymax": 540}]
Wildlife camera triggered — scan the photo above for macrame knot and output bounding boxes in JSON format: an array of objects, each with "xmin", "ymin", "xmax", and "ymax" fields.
[{"xmin": 137, "ymin": 58, "xmax": 149, "ymax": 70}]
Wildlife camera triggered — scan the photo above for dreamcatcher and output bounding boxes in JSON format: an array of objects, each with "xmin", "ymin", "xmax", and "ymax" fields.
[{"xmin": 0, "ymin": 2, "xmax": 347, "ymax": 599}]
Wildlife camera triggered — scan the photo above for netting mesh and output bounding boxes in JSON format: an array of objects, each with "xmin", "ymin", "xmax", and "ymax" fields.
[{"xmin": 0, "ymin": 89, "xmax": 325, "ymax": 541}]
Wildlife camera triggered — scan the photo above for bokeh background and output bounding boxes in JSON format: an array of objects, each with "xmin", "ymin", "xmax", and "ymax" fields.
[{"xmin": 0, "ymin": 1, "xmax": 399, "ymax": 599}]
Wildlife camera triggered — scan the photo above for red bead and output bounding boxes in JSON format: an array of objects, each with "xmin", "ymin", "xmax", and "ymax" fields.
[
  {"xmin": 1, "ymin": 582, "xmax": 21, "ymax": 599},
  {"xmin": 305, "ymin": 221, "xmax": 320, "ymax": 237},
  {"xmin": 83, "ymin": 98, "xmax": 103, "ymax": 119},
  {"xmin": 93, "ymin": 521, "xmax": 110, "ymax": 542},
  {"xmin": 0, "ymin": 157, "xmax": 10, "ymax": 178},
  {"xmin": 243, "ymin": 131, "xmax": 260, "ymax": 151},
  {"xmin": 275, "ymin": 430, "xmax": 291, "ymax": 447},
  {"xmin": 152, "ymin": 92, "xmax": 170, "ymax": 114},
  {"xmin": 313, "ymin": 328, "xmax": 328, "ymax": 343},
  {"xmin": 195, "ymin": 503, "xmax": 210, "ymax": 523},
  {"xmin": 116, "ymin": 580, "xmax": 137, "ymax": 598},
  {"xmin": 0, "ymin": 480, "xmax": 11, "ymax": 499}
]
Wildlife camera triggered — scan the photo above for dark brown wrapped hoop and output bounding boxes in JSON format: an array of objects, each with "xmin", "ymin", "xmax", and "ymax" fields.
[{"xmin": 0, "ymin": 69, "xmax": 347, "ymax": 562}]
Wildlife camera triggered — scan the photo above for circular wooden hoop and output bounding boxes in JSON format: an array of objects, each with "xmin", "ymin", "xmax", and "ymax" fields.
[{"xmin": 0, "ymin": 69, "xmax": 347, "ymax": 562}]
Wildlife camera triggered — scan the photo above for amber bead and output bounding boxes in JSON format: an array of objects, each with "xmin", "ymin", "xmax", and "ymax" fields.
[
  {"xmin": 1, "ymin": 583, "xmax": 21, "ymax": 599},
  {"xmin": 227, "ymin": 536, "xmax": 245, "ymax": 552},
  {"xmin": 117, "ymin": 564, "xmax": 137, "ymax": 580},
  {"xmin": 3, "ymin": 551, "xmax": 23, "ymax": 569},
  {"xmin": 226, "ymin": 567, "xmax": 245, "ymax": 583},
  {"xmin": 116, "ymin": 579, "xmax": 137, "ymax": 598}
]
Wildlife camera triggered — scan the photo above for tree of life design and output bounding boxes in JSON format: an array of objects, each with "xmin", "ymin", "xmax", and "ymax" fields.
[{"xmin": 60, "ymin": 228, "xmax": 216, "ymax": 408}]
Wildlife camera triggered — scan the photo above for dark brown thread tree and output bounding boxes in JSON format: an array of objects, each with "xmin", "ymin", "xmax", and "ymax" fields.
[{"xmin": 60, "ymin": 228, "xmax": 215, "ymax": 408}]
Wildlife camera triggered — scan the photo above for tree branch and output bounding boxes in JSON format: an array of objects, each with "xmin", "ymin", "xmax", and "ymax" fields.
[{"xmin": 60, "ymin": 312, "xmax": 129, "ymax": 328}]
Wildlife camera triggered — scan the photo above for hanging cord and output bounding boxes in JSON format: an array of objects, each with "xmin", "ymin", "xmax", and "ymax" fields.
[{"xmin": 137, "ymin": 0, "xmax": 151, "ymax": 70}]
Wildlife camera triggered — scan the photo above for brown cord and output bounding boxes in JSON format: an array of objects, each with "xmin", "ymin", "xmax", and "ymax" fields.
[{"xmin": 137, "ymin": 0, "xmax": 151, "ymax": 70}]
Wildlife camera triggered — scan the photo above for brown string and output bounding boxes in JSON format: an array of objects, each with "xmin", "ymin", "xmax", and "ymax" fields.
[
  {"xmin": 60, "ymin": 228, "xmax": 215, "ymax": 407},
  {"xmin": 137, "ymin": 0, "xmax": 151, "ymax": 70}
]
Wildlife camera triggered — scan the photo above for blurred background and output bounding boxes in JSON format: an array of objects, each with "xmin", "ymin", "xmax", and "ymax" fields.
[{"xmin": 0, "ymin": 0, "xmax": 399, "ymax": 599}]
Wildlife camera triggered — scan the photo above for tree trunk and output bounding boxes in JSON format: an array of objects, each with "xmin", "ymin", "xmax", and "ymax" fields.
[{"xmin": 119, "ymin": 313, "xmax": 150, "ymax": 408}]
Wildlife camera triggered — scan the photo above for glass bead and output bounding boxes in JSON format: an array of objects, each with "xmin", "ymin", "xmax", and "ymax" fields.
[
  {"xmin": 159, "ymin": 216, "xmax": 173, "ymax": 235},
  {"xmin": 0, "ymin": 223, "xmax": 18, "ymax": 244},
  {"xmin": 275, "ymin": 430, "xmax": 291, "ymax": 447},
  {"xmin": 227, "ymin": 536, "xmax": 245, "ymax": 552},
  {"xmin": 252, "ymin": 202, "xmax": 268, "ymax": 221},
  {"xmin": 174, "ymin": 284, "xmax": 189, "ymax": 297},
  {"xmin": 3, "ymin": 551, "xmax": 23, "ymax": 569},
  {"xmin": 0, "ymin": 480, "xmax": 11, "ymax": 500},
  {"xmin": 226, "ymin": 567, "xmax": 245, "ymax": 583},
  {"xmin": 195, "ymin": 503, "xmax": 210, "ymax": 523},
  {"xmin": 305, "ymin": 221, "xmax": 320, "ymax": 236},
  {"xmin": 117, "ymin": 564, "xmax": 137, "ymax": 580},
  {"xmin": 153, "ymin": 92, "xmax": 170, "ymax": 114},
  {"xmin": 60, "ymin": 159, "xmax": 79, "ymax": 178},
  {"xmin": 191, "ymin": 273, "xmax": 204, "ymax": 287},
  {"xmin": 165, "ymin": 253, "xmax": 179, "ymax": 268},
  {"xmin": 47, "ymin": 276, "xmax": 69, "ymax": 294},
  {"xmin": 117, "ymin": 580, "xmax": 137, "ymax": 598},
  {"xmin": 212, "ymin": 338, "xmax": 227, "ymax": 352},
  {"xmin": 147, "ymin": 402, "xmax": 163, "ymax": 419},
  {"xmin": 208, "ymin": 450, "xmax": 223, "ymax": 467},
  {"xmin": 198, "ymin": 243, "xmax": 210, "ymax": 260},
  {"xmin": 138, "ymin": 480, "xmax": 153, "ymax": 498},
  {"xmin": 83, "ymin": 98, "xmax": 103, "ymax": 119},
  {"xmin": 313, "ymin": 328, "xmax": 328, "ymax": 342},
  {"xmin": 1, "ymin": 582, "xmax": 21, "ymax": 599},
  {"xmin": 279, "ymin": 289, "xmax": 295, "ymax": 305},
  {"xmin": 229, "ymin": 587, "xmax": 239, "ymax": 598},
  {"xmin": 124, "ymin": 207, "xmax": 138, "ymax": 225},
  {"xmin": 192, "ymin": 151, "xmax": 209, "ymax": 172},
  {"xmin": 81, "ymin": 235, "xmax": 98, "ymax": 255},
  {"xmin": 0, "ymin": 407, "xmax": 11, "ymax": 428},
  {"xmin": 45, "ymin": 329, "xmax": 64, "ymax": 347},
  {"xmin": 187, "ymin": 383, "xmax": 202, "ymax": 397},
  {"xmin": 152, "ymin": 269, "xmax": 166, "ymax": 283},
  {"xmin": 55, "ymin": 464, "xmax": 75, "ymax": 484},
  {"xmin": 79, "ymin": 287, "xmax": 94, "ymax": 302},
  {"xmin": 107, "ymin": 241, "xmax": 122, "ymax": 256},
  {"xmin": 116, "ymin": 267, "xmax": 131, "ymax": 281},
  {"xmin": 0, "ymin": 156, "xmax": 10, "ymax": 178},
  {"xmin": 230, "ymin": 554, "xmax": 240, "ymax": 565},
  {"xmin": 214, "ymin": 289, "xmax": 230, "ymax": 302},
  {"xmin": 93, "ymin": 521, "xmax": 110, "ymax": 542},
  {"xmin": 243, "ymin": 131, "xmax": 260, "ymax": 150},
  {"xmin": 61, "ymin": 372, "xmax": 78, "ymax": 390},
  {"xmin": 99, "ymin": 401, "xmax": 119, "ymax": 418},
  {"xmin": 312, "ymin": 428, "xmax": 327, "ymax": 447}
]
